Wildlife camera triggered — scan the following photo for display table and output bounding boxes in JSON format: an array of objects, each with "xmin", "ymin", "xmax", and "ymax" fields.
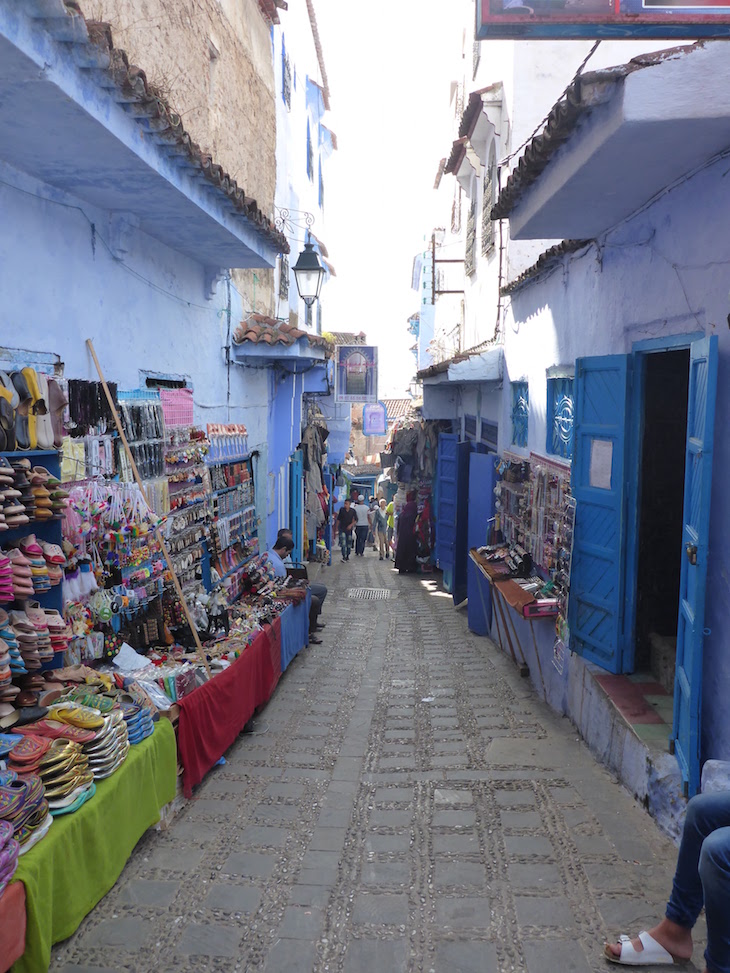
[
  {"xmin": 469, "ymin": 549, "xmax": 555, "ymax": 682},
  {"xmin": 177, "ymin": 621, "xmax": 281, "ymax": 797},
  {"xmin": 10, "ymin": 719, "xmax": 177, "ymax": 973},
  {"xmin": 280, "ymin": 592, "xmax": 311, "ymax": 672}
]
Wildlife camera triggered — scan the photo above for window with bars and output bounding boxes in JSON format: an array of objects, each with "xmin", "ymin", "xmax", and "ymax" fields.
[
  {"xmin": 279, "ymin": 254, "xmax": 289, "ymax": 301},
  {"xmin": 464, "ymin": 195, "xmax": 477, "ymax": 277},
  {"xmin": 511, "ymin": 381, "xmax": 529, "ymax": 448},
  {"xmin": 306, "ymin": 121, "xmax": 314, "ymax": 181},
  {"xmin": 547, "ymin": 376, "xmax": 575, "ymax": 459},
  {"xmin": 451, "ymin": 185, "xmax": 462, "ymax": 235},
  {"xmin": 282, "ymin": 45, "xmax": 291, "ymax": 109},
  {"xmin": 482, "ymin": 148, "xmax": 496, "ymax": 257},
  {"xmin": 464, "ymin": 414, "xmax": 478, "ymax": 441}
]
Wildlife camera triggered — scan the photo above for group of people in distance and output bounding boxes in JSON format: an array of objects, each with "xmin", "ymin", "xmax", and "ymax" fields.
[{"xmin": 335, "ymin": 491, "xmax": 417, "ymax": 574}]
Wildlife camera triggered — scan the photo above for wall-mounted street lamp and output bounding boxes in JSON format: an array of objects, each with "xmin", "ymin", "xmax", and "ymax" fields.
[
  {"xmin": 275, "ymin": 207, "xmax": 327, "ymax": 307},
  {"xmin": 292, "ymin": 242, "xmax": 326, "ymax": 307}
]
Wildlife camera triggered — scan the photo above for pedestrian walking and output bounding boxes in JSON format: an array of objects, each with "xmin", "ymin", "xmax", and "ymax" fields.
[
  {"xmin": 373, "ymin": 498, "xmax": 389, "ymax": 560},
  {"xmin": 353, "ymin": 494, "xmax": 370, "ymax": 557},
  {"xmin": 386, "ymin": 497, "xmax": 395, "ymax": 555},
  {"xmin": 367, "ymin": 496, "xmax": 378, "ymax": 550},
  {"xmin": 336, "ymin": 497, "xmax": 357, "ymax": 561},
  {"xmin": 605, "ymin": 791, "xmax": 730, "ymax": 971}
]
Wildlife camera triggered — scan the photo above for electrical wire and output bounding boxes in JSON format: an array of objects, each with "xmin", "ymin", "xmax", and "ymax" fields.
[{"xmin": 500, "ymin": 41, "xmax": 602, "ymax": 168}]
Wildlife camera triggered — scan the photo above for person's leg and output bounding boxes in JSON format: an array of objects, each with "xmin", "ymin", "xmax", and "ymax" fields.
[
  {"xmin": 309, "ymin": 582, "xmax": 327, "ymax": 607},
  {"xmin": 606, "ymin": 793, "xmax": 730, "ymax": 963},
  {"xmin": 699, "ymin": 826, "xmax": 730, "ymax": 973},
  {"xmin": 309, "ymin": 594, "xmax": 321, "ymax": 632},
  {"xmin": 339, "ymin": 530, "xmax": 347, "ymax": 559},
  {"xmin": 378, "ymin": 531, "xmax": 386, "ymax": 558}
]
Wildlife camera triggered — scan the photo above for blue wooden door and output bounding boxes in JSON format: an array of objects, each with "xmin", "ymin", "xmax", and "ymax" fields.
[
  {"xmin": 288, "ymin": 449, "xmax": 304, "ymax": 564},
  {"xmin": 452, "ymin": 440, "xmax": 472, "ymax": 606},
  {"xmin": 467, "ymin": 452, "xmax": 497, "ymax": 634},
  {"xmin": 436, "ymin": 434, "xmax": 458, "ymax": 591},
  {"xmin": 672, "ymin": 336, "xmax": 718, "ymax": 797},
  {"xmin": 569, "ymin": 355, "xmax": 632, "ymax": 674}
]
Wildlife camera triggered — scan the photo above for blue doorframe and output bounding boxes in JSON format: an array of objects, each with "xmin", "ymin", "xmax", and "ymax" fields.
[
  {"xmin": 625, "ymin": 332, "xmax": 716, "ymax": 796},
  {"xmin": 624, "ymin": 333, "xmax": 703, "ymax": 672}
]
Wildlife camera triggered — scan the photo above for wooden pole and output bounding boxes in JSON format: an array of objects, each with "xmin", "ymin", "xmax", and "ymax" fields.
[{"xmin": 86, "ymin": 339, "xmax": 212, "ymax": 678}]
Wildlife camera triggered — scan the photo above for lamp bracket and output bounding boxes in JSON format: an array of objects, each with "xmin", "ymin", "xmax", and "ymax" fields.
[{"xmin": 274, "ymin": 206, "xmax": 315, "ymax": 235}]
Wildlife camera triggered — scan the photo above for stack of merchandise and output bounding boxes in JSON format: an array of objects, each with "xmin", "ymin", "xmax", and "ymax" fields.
[
  {"xmin": 120, "ymin": 703, "xmax": 154, "ymax": 744},
  {"xmin": 0, "ymin": 754, "xmax": 52, "ymax": 854},
  {"xmin": 47, "ymin": 700, "xmax": 129, "ymax": 780},
  {"xmin": 6, "ymin": 735, "xmax": 94, "ymax": 818},
  {"xmin": 0, "ymin": 458, "xmax": 27, "ymax": 531},
  {"xmin": 0, "ymin": 817, "xmax": 19, "ymax": 894}
]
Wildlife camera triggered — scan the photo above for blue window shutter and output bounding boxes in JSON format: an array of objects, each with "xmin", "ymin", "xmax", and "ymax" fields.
[
  {"xmin": 547, "ymin": 377, "xmax": 575, "ymax": 459},
  {"xmin": 306, "ymin": 121, "xmax": 313, "ymax": 181},
  {"xmin": 568, "ymin": 355, "xmax": 631, "ymax": 674},
  {"xmin": 672, "ymin": 336, "xmax": 718, "ymax": 797},
  {"xmin": 511, "ymin": 381, "xmax": 529, "ymax": 448}
]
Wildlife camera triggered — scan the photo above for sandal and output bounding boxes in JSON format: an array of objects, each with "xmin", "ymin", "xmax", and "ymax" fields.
[
  {"xmin": 605, "ymin": 932, "xmax": 687, "ymax": 966},
  {"xmin": 47, "ymin": 702, "xmax": 105, "ymax": 729}
]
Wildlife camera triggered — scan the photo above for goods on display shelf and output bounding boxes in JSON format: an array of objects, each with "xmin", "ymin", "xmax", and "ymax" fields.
[
  {"xmin": 491, "ymin": 451, "xmax": 575, "ymax": 620},
  {"xmin": 0, "ymin": 361, "xmax": 316, "ymax": 973}
]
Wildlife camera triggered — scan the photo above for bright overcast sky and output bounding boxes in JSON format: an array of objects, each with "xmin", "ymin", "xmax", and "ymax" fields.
[{"xmin": 314, "ymin": 0, "xmax": 466, "ymax": 398}]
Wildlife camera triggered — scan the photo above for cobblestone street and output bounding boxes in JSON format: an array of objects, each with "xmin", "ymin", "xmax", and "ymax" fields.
[{"xmin": 50, "ymin": 551, "xmax": 705, "ymax": 973}]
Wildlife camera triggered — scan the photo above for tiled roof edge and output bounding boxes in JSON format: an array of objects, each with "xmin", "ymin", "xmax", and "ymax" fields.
[
  {"xmin": 32, "ymin": 2, "xmax": 289, "ymax": 255},
  {"xmin": 501, "ymin": 240, "xmax": 593, "ymax": 296},
  {"xmin": 492, "ymin": 43, "xmax": 701, "ymax": 223}
]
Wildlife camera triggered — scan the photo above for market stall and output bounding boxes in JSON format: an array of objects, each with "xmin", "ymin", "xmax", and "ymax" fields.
[
  {"xmin": 11, "ymin": 720, "xmax": 176, "ymax": 973},
  {"xmin": 0, "ymin": 357, "xmax": 314, "ymax": 971}
]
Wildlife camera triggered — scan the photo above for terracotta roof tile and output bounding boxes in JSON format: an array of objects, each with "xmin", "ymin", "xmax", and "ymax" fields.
[
  {"xmin": 232, "ymin": 314, "xmax": 329, "ymax": 350},
  {"xmin": 492, "ymin": 44, "xmax": 700, "ymax": 223},
  {"xmin": 328, "ymin": 331, "xmax": 366, "ymax": 345},
  {"xmin": 501, "ymin": 240, "xmax": 591, "ymax": 295},
  {"xmin": 382, "ymin": 399, "xmax": 413, "ymax": 421},
  {"xmin": 44, "ymin": 11, "xmax": 292, "ymax": 255}
]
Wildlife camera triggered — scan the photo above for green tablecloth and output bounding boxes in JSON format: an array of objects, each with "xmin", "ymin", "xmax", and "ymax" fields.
[{"xmin": 11, "ymin": 718, "xmax": 177, "ymax": 973}]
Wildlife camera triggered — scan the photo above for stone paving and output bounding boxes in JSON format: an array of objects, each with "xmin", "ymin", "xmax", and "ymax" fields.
[{"xmin": 50, "ymin": 551, "xmax": 707, "ymax": 973}]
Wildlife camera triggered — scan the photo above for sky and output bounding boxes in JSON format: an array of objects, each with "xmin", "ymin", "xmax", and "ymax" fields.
[{"xmin": 313, "ymin": 0, "xmax": 468, "ymax": 399}]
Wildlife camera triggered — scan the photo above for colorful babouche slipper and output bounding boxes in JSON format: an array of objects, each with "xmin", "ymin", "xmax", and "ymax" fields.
[
  {"xmin": 17, "ymin": 811, "xmax": 52, "ymax": 854},
  {"xmin": 49, "ymin": 782, "xmax": 95, "ymax": 816},
  {"xmin": 15, "ymin": 719, "xmax": 96, "ymax": 743},
  {"xmin": 8, "ymin": 734, "xmax": 51, "ymax": 764},
  {"xmin": 47, "ymin": 702, "xmax": 104, "ymax": 729},
  {"xmin": 0, "ymin": 733, "xmax": 23, "ymax": 757}
]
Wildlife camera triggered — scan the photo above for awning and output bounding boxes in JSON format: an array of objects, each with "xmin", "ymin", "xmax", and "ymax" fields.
[
  {"xmin": 492, "ymin": 42, "xmax": 730, "ymax": 241},
  {"xmin": 0, "ymin": 1, "xmax": 286, "ymax": 277},
  {"xmin": 419, "ymin": 346, "xmax": 503, "ymax": 385}
]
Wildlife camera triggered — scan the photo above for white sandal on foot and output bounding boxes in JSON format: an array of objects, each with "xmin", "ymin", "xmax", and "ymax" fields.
[{"xmin": 605, "ymin": 931, "xmax": 686, "ymax": 966}]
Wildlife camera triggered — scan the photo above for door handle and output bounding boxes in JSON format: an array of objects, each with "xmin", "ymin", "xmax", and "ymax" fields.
[{"xmin": 686, "ymin": 544, "xmax": 698, "ymax": 565}]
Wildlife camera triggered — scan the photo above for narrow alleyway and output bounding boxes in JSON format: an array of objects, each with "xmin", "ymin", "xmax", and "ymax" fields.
[{"xmin": 50, "ymin": 552, "xmax": 705, "ymax": 973}]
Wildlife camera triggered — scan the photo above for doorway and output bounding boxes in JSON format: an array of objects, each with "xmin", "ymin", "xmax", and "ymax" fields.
[{"xmin": 634, "ymin": 349, "xmax": 689, "ymax": 693}]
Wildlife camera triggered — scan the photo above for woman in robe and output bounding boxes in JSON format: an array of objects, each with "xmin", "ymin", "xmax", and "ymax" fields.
[{"xmin": 395, "ymin": 491, "xmax": 419, "ymax": 574}]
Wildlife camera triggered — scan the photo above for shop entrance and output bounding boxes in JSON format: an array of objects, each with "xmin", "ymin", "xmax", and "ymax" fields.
[
  {"xmin": 634, "ymin": 349, "xmax": 690, "ymax": 694},
  {"xmin": 570, "ymin": 335, "xmax": 717, "ymax": 795}
]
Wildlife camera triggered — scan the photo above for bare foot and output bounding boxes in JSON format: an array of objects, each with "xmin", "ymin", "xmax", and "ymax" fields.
[{"xmin": 604, "ymin": 918, "xmax": 693, "ymax": 963}]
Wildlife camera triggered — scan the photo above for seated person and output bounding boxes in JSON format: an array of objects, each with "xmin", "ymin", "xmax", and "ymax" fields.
[
  {"xmin": 605, "ymin": 791, "xmax": 730, "ymax": 971},
  {"xmin": 275, "ymin": 529, "xmax": 327, "ymax": 642}
]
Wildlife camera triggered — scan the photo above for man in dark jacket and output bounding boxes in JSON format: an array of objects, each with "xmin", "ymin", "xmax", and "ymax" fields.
[{"xmin": 336, "ymin": 498, "xmax": 357, "ymax": 561}]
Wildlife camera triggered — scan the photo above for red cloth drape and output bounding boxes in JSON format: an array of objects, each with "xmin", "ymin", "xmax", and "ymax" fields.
[
  {"xmin": 177, "ymin": 618, "xmax": 282, "ymax": 797},
  {"xmin": 0, "ymin": 879, "xmax": 26, "ymax": 971}
]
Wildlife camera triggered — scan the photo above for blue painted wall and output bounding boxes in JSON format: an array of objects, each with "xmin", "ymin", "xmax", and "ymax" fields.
[{"xmin": 501, "ymin": 153, "xmax": 730, "ymax": 773}]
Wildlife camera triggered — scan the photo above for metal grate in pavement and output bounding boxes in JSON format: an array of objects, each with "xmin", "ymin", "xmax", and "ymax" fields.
[{"xmin": 348, "ymin": 588, "xmax": 393, "ymax": 600}]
